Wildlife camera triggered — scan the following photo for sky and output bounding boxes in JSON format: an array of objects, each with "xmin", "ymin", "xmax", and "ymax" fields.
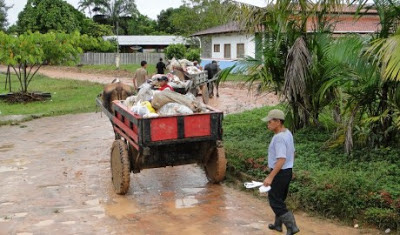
[
  {"xmin": 4, "ymin": 0, "xmax": 185, "ymax": 26},
  {"xmin": 4, "ymin": 0, "xmax": 268, "ymax": 27}
]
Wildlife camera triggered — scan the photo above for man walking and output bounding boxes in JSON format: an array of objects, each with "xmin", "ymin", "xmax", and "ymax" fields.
[
  {"xmin": 262, "ymin": 109, "xmax": 299, "ymax": 235},
  {"xmin": 156, "ymin": 58, "xmax": 166, "ymax": 74},
  {"xmin": 133, "ymin": 60, "xmax": 148, "ymax": 90}
]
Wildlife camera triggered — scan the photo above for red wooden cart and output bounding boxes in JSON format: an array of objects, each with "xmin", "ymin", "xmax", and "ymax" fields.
[{"xmin": 96, "ymin": 97, "xmax": 227, "ymax": 195}]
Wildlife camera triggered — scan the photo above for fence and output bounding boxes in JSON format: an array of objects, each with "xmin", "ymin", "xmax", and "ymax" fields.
[{"xmin": 80, "ymin": 53, "xmax": 165, "ymax": 65}]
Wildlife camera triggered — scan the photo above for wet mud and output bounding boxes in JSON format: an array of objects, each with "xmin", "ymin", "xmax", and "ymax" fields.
[
  {"xmin": 0, "ymin": 66, "xmax": 380, "ymax": 234},
  {"xmin": 0, "ymin": 114, "xmax": 380, "ymax": 234}
]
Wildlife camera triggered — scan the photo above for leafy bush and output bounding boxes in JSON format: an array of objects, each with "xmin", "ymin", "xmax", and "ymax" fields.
[
  {"xmin": 185, "ymin": 48, "xmax": 201, "ymax": 62},
  {"xmin": 79, "ymin": 34, "xmax": 116, "ymax": 53},
  {"xmin": 165, "ymin": 44, "xmax": 186, "ymax": 59},
  {"xmin": 223, "ymin": 106, "xmax": 400, "ymax": 231}
]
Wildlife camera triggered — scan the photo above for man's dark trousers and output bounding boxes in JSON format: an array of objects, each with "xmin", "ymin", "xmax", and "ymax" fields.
[{"xmin": 268, "ymin": 168, "xmax": 292, "ymax": 217}]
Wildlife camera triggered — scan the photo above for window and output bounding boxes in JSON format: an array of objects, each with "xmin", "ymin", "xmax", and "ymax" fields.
[
  {"xmin": 237, "ymin": 43, "xmax": 245, "ymax": 58},
  {"xmin": 214, "ymin": 44, "xmax": 220, "ymax": 52},
  {"xmin": 224, "ymin": 44, "xmax": 231, "ymax": 58}
]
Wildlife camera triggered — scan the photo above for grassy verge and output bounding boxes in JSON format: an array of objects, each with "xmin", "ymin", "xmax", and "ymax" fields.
[
  {"xmin": 223, "ymin": 106, "xmax": 400, "ymax": 231},
  {"xmin": 0, "ymin": 74, "xmax": 104, "ymax": 124},
  {"xmin": 80, "ymin": 64, "xmax": 157, "ymax": 74}
]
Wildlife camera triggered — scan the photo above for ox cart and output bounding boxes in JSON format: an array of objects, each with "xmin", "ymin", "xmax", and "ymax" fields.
[
  {"xmin": 96, "ymin": 97, "xmax": 227, "ymax": 195},
  {"xmin": 171, "ymin": 70, "xmax": 218, "ymax": 105}
]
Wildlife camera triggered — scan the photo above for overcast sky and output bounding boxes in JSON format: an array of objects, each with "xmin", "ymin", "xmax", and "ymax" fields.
[
  {"xmin": 4, "ymin": 0, "xmax": 268, "ymax": 27},
  {"xmin": 4, "ymin": 0, "xmax": 185, "ymax": 26}
]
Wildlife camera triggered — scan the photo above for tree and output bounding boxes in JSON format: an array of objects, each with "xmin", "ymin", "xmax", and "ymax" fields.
[
  {"xmin": 0, "ymin": 31, "xmax": 82, "ymax": 94},
  {"xmin": 230, "ymin": 0, "xmax": 400, "ymax": 153},
  {"xmin": 17, "ymin": 0, "xmax": 84, "ymax": 33},
  {"xmin": 0, "ymin": 0, "xmax": 11, "ymax": 31},
  {"xmin": 16, "ymin": 0, "xmax": 110, "ymax": 37},
  {"xmin": 165, "ymin": 44, "xmax": 187, "ymax": 59},
  {"xmin": 156, "ymin": 8, "xmax": 179, "ymax": 34},
  {"xmin": 78, "ymin": 0, "xmax": 138, "ymax": 35},
  {"xmin": 156, "ymin": 0, "xmax": 233, "ymax": 36}
]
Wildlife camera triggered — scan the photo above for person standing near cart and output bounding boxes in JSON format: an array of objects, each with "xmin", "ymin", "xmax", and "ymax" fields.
[
  {"xmin": 156, "ymin": 58, "xmax": 166, "ymax": 74},
  {"xmin": 262, "ymin": 109, "xmax": 299, "ymax": 235},
  {"xmin": 133, "ymin": 60, "xmax": 148, "ymax": 90}
]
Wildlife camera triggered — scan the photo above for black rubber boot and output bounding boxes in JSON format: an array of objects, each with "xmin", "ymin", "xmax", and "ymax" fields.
[
  {"xmin": 268, "ymin": 215, "xmax": 283, "ymax": 232},
  {"xmin": 280, "ymin": 211, "xmax": 300, "ymax": 235}
]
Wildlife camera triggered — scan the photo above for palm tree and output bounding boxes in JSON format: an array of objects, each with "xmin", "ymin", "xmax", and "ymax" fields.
[
  {"xmin": 78, "ymin": 0, "xmax": 138, "ymax": 67},
  {"xmin": 229, "ymin": 0, "xmax": 349, "ymax": 129}
]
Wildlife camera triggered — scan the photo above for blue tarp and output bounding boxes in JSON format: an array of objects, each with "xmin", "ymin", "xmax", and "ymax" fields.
[{"xmin": 200, "ymin": 59, "xmax": 238, "ymax": 70}]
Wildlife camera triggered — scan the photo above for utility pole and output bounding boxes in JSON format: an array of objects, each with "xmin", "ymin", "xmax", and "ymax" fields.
[{"xmin": 115, "ymin": 19, "xmax": 120, "ymax": 69}]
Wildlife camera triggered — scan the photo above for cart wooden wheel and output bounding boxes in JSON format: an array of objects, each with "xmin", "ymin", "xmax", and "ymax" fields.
[
  {"xmin": 110, "ymin": 140, "xmax": 131, "ymax": 194},
  {"xmin": 202, "ymin": 84, "xmax": 209, "ymax": 104},
  {"xmin": 205, "ymin": 147, "xmax": 227, "ymax": 183}
]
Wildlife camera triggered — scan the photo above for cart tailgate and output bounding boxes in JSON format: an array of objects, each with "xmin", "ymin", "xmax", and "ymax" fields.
[{"xmin": 142, "ymin": 112, "xmax": 222, "ymax": 145}]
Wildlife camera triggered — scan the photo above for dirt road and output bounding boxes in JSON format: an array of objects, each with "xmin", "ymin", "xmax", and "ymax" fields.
[
  {"xmin": 0, "ymin": 66, "xmax": 380, "ymax": 234},
  {"xmin": 0, "ymin": 113, "xmax": 379, "ymax": 235}
]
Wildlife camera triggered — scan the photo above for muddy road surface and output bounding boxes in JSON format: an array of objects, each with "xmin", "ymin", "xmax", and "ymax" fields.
[
  {"xmin": 0, "ymin": 66, "xmax": 379, "ymax": 234},
  {"xmin": 0, "ymin": 113, "xmax": 379, "ymax": 234}
]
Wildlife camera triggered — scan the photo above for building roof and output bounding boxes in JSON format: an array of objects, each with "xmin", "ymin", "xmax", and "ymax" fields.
[
  {"xmin": 191, "ymin": 22, "xmax": 242, "ymax": 36},
  {"xmin": 103, "ymin": 35, "xmax": 189, "ymax": 46},
  {"xmin": 192, "ymin": 5, "xmax": 380, "ymax": 36}
]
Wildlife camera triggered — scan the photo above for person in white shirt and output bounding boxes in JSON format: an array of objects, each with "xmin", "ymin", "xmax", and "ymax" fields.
[{"xmin": 262, "ymin": 109, "xmax": 299, "ymax": 235}]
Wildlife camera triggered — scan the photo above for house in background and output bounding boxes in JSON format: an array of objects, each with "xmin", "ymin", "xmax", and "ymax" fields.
[
  {"xmin": 192, "ymin": 6, "xmax": 381, "ymax": 69},
  {"xmin": 103, "ymin": 35, "xmax": 189, "ymax": 53},
  {"xmin": 191, "ymin": 22, "xmax": 260, "ymax": 69}
]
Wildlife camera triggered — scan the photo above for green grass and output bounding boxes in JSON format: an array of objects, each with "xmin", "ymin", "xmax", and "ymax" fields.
[
  {"xmin": 223, "ymin": 106, "xmax": 400, "ymax": 231},
  {"xmin": 0, "ymin": 73, "xmax": 104, "ymax": 120},
  {"xmin": 80, "ymin": 64, "xmax": 157, "ymax": 74}
]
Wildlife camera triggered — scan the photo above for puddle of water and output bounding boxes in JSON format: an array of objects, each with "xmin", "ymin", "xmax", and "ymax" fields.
[
  {"xmin": 64, "ymin": 206, "xmax": 104, "ymax": 213},
  {"xmin": 93, "ymin": 214, "xmax": 105, "ymax": 219},
  {"xmin": 181, "ymin": 188, "xmax": 205, "ymax": 194},
  {"xmin": 175, "ymin": 196, "xmax": 199, "ymax": 209},
  {"xmin": 104, "ymin": 197, "xmax": 140, "ymax": 219},
  {"xmin": 0, "ymin": 166, "xmax": 28, "ymax": 173},
  {"xmin": 0, "ymin": 158, "xmax": 30, "ymax": 165},
  {"xmin": 241, "ymin": 222, "xmax": 264, "ymax": 230},
  {"xmin": 0, "ymin": 202, "xmax": 14, "ymax": 206},
  {"xmin": 61, "ymin": 221, "xmax": 76, "ymax": 225},
  {"xmin": 14, "ymin": 213, "xmax": 28, "ymax": 218},
  {"xmin": 34, "ymin": 220, "xmax": 54, "ymax": 227},
  {"xmin": 0, "ymin": 217, "xmax": 11, "ymax": 222},
  {"xmin": 0, "ymin": 144, "xmax": 14, "ymax": 152},
  {"xmin": 85, "ymin": 199, "xmax": 100, "ymax": 206},
  {"xmin": 37, "ymin": 184, "xmax": 60, "ymax": 189}
]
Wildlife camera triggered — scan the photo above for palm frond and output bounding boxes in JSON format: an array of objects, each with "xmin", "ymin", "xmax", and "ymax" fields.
[{"xmin": 284, "ymin": 36, "xmax": 311, "ymax": 103}]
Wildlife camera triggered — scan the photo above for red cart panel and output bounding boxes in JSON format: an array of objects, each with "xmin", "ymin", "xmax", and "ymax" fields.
[
  {"xmin": 184, "ymin": 115, "xmax": 211, "ymax": 138},
  {"xmin": 150, "ymin": 117, "xmax": 179, "ymax": 141}
]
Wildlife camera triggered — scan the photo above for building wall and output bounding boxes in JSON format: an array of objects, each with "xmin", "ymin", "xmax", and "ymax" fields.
[
  {"xmin": 210, "ymin": 33, "xmax": 255, "ymax": 59},
  {"xmin": 199, "ymin": 36, "xmax": 212, "ymax": 58}
]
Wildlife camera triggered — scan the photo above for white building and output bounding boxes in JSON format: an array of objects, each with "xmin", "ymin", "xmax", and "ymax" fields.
[
  {"xmin": 103, "ymin": 35, "xmax": 190, "ymax": 53},
  {"xmin": 191, "ymin": 22, "xmax": 260, "ymax": 69}
]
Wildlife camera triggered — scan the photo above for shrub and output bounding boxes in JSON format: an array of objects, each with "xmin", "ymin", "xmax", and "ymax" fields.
[
  {"xmin": 165, "ymin": 44, "xmax": 186, "ymax": 59},
  {"xmin": 79, "ymin": 34, "xmax": 116, "ymax": 53},
  {"xmin": 185, "ymin": 48, "xmax": 201, "ymax": 62},
  {"xmin": 223, "ymin": 106, "xmax": 400, "ymax": 231},
  {"xmin": 364, "ymin": 208, "xmax": 399, "ymax": 229}
]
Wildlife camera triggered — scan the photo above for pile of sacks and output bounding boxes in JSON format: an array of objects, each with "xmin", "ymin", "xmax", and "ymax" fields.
[
  {"xmin": 123, "ymin": 83, "xmax": 208, "ymax": 118},
  {"xmin": 168, "ymin": 58, "xmax": 202, "ymax": 75},
  {"xmin": 149, "ymin": 74, "xmax": 190, "ymax": 90}
]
